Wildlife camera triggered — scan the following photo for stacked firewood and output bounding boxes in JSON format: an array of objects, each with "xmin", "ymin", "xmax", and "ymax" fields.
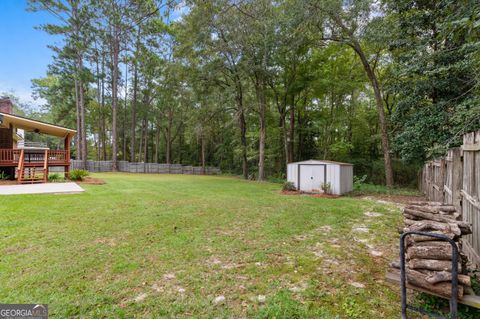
[{"xmin": 391, "ymin": 201, "xmax": 472, "ymax": 299}]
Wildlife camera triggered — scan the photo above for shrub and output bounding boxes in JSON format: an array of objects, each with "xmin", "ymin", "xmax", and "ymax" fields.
[
  {"xmin": 321, "ymin": 182, "xmax": 332, "ymax": 194},
  {"xmin": 48, "ymin": 173, "xmax": 63, "ymax": 183},
  {"xmin": 353, "ymin": 174, "xmax": 367, "ymax": 190},
  {"xmin": 282, "ymin": 181, "xmax": 296, "ymax": 191},
  {"xmin": 69, "ymin": 169, "xmax": 89, "ymax": 181},
  {"xmin": 0, "ymin": 172, "xmax": 10, "ymax": 180}
]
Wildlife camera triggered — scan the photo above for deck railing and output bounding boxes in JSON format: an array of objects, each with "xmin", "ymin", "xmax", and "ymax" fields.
[
  {"xmin": 0, "ymin": 149, "xmax": 69, "ymax": 166},
  {"xmin": 0, "ymin": 149, "xmax": 22, "ymax": 165},
  {"xmin": 48, "ymin": 150, "xmax": 68, "ymax": 165}
]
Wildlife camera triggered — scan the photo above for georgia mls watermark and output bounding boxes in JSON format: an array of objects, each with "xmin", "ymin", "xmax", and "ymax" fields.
[{"xmin": 0, "ymin": 304, "xmax": 48, "ymax": 319}]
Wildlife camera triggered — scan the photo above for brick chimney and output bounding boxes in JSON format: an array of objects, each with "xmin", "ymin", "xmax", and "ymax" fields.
[{"xmin": 0, "ymin": 97, "xmax": 13, "ymax": 114}]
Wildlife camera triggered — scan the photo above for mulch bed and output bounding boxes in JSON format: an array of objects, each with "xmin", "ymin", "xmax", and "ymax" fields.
[
  {"xmin": 77, "ymin": 177, "xmax": 106, "ymax": 185},
  {"xmin": 281, "ymin": 190, "xmax": 340, "ymax": 198}
]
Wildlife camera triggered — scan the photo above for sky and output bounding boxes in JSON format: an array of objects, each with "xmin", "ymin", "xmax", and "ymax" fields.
[
  {"xmin": 0, "ymin": 0, "xmax": 60, "ymax": 107},
  {"xmin": 0, "ymin": 0, "xmax": 188, "ymax": 108}
]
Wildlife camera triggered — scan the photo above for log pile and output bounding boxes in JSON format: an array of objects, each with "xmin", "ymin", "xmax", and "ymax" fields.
[{"xmin": 391, "ymin": 201, "xmax": 472, "ymax": 299}]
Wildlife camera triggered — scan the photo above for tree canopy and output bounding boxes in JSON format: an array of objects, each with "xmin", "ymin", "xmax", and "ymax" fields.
[{"xmin": 13, "ymin": 0, "xmax": 479, "ymax": 186}]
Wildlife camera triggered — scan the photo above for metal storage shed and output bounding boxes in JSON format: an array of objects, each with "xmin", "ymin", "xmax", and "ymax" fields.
[{"xmin": 287, "ymin": 160, "xmax": 353, "ymax": 195}]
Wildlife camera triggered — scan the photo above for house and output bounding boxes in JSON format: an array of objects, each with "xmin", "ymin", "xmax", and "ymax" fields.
[
  {"xmin": 287, "ymin": 160, "xmax": 353, "ymax": 195},
  {"xmin": 0, "ymin": 97, "xmax": 76, "ymax": 183}
]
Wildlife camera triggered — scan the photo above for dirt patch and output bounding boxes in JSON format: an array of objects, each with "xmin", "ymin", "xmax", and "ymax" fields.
[
  {"xmin": 281, "ymin": 190, "xmax": 301, "ymax": 195},
  {"xmin": 77, "ymin": 177, "xmax": 106, "ymax": 185},
  {"xmin": 0, "ymin": 180, "xmax": 18, "ymax": 185},
  {"xmin": 360, "ymin": 194, "xmax": 425, "ymax": 205},
  {"xmin": 281, "ymin": 190, "xmax": 340, "ymax": 199},
  {"xmin": 310, "ymin": 193, "xmax": 340, "ymax": 199}
]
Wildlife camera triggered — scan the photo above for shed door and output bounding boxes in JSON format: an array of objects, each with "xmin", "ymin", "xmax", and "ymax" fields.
[{"xmin": 299, "ymin": 165, "xmax": 325, "ymax": 192}]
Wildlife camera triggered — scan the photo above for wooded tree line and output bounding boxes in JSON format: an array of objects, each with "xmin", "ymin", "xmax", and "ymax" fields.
[{"xmin": 23, "ymin": 0, "xmax": 479, "ymax": 185}]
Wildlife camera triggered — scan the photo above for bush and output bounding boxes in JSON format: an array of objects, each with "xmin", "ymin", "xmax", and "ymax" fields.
[
  {"xmin": 321, "ymin": 182, "xmax": 332, "ymax": 194},
  {"xmin": 353, "ymin": 174, "xmax": 367, "ymax": 190},
  {"xmin": 69, "ymin": 169, "xmax": 89, "ymax": 181},
  {"xmin": 282, "ymin": 181, "xmax": 296, "ymax": 191},
  {"xmin": 0, "ymin": 172, "xmax": 10, "ymax": 180},
  {"xmin": 350, "ymin": 158, "xmax": 421, "ymax": 187},
  {"xmin": 48, "ymin": 173, "xmax": 63, "ymax": 183}
]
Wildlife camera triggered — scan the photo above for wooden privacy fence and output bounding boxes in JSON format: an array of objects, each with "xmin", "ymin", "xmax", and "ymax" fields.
[
  {"xmin": 420, "ymin": 130, "xmax": 480, "ymax": 267},
  {"xmin": 50, "ymin": 160, "xmax": 221, "ymax": 175}
]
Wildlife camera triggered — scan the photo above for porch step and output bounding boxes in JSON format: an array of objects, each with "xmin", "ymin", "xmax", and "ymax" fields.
[{"xmin": 20, "ymin": 179, "xmax": 45, "ymax": 184}]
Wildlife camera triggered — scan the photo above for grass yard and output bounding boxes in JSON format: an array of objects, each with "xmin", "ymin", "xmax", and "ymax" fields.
[{"xmin": 0, "ymin": 173, "xmax": 404, "ymax": 318}]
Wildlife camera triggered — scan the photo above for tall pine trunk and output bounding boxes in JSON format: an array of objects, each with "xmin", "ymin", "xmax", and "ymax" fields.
[
  {"xmin": 130, "ymin": 28, "xmax": 140, "ymax": 163},
  {"xmin": 111, "ymin": 31, "xmax": 120, "ymax": 171},
  {"xmin": 352, "ymin": 41, "xmax": 394, "ymax": 186}
]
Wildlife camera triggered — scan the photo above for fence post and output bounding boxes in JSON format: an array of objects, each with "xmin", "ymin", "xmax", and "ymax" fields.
[
  {"xmin": 439, "ymin": 158, "xmax": 446, "ymax": 203},
  {"xmin": 451, "ymin": 148, "xmax": 463, "ymax": 213}
]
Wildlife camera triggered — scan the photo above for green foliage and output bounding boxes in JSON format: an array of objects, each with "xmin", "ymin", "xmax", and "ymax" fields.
[
  {"xmin": 48, "ymin": 173, "xmax": 63, "ymax": 183},
  {"xmin": 415, "ymin": 293, "xmax": 480, "ymax": 319},
  {"xmin": 69, "ymin": 169, "xmax": 89, "ymax": 181},
  {"xmin": 0, "ymin": 172, "xmax": 10, "ymax": 180},
  {"xmin": 282, "ymin": 181, "xmax": 296, "ymax": 191},
  {"xmin": 251, "ymin": 290, "xmax": 308, "ymax": 319},
  {"xmin": 26, "ymin": 0, "xmax": 479, "ymax": 188},
  {"xmin": 341, "ymin": 298, "xmax": 364, "ymax": 319},
  {"xmin": 349, "ymin": 183, "xmax": 419, "ymax": 196},
  {"xmin": 351, "ymin": 159, "xmax": 420, "ymax": 187},
  {"xmin": 353, "ymin": 175, "xmax": 367, "ymax": 190},
  {"xmin": 384, "ymin": 0, "xmax": 480, "ymax": 162},
  {"xmin": 321, "ymin": 182, "xmax": 332, "ymax": 194}
]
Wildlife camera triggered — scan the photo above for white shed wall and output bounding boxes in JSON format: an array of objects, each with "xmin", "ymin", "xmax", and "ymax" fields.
[
  {"xmin": 340, "ymin": 165, "xmax": 353, "ymax": 194},
  {"xmin": 287, "ymin": 163, "xmax": 299, "ymax": 188},
  {"xmin": 287, "ymin": 161, "xmax": 353, "ymax": 195},
  {"xmin": 325, "ymin": 164, "xmax": 340, "ymax": 195}
]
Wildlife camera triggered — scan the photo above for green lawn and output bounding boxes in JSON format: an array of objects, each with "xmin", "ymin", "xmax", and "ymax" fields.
[{"xmin": 0, "ymin": 173, "xmax": 403, "ymax": 318}]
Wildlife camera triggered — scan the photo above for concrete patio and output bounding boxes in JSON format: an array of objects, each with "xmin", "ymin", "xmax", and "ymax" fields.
[{"xmin": 0, "ymin": 182, "xmax": 84, "ymax": 195}]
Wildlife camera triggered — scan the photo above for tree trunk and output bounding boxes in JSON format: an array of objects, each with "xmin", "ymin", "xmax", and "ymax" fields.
[
  {"xmin": 111, "ymin": 32, "xmax": 119, "ymax": 171},
  {"xmin": 77, "ymin": 56, "xmax": 87, "ymax": 168},
  {"xmin": 255, "ymin": 74, "xmax": 266, "ymax": 181},
  {"xmin": 101, "ymin": 55, "xmax": 107, "ymax": 161},
  {"xmin": 352, "ymin": 41, "xmax": 394, "ymax": 186},
  {"xmin": 236, "ymin": 86, "xmax": 248, "ymax": 179},
  {"xmin": 74, "ymin": 78, "xmax": 82, "ymax": 161},
  {"xmin": 143, "ymin": 117, "xmax": 148, "ymax": 162},
  {"xmin": 138, "ymin": 117, "xmax": 145, "ymax": 162},
  {"xmin": 165, "ymin": 110, "xmax": 173, "ymax": 164},
  {"xmin": 95, "ymin": 49, "xmax": 102, "ymax": 161},
  {"xmin": 123, "ymin": 63, "xmax": 128, "ymax": 161},
  {"xmin": 154, "ymin": 122, "xmax": 160, "ymax": 163},
  {"xmin": 130, "ymin": 29, "xmax": 140, "ymax": 163},
  {"xmin": 280, "ymin": 113, "xmax": 288, "ymax": 171},
  {"xmin": 288, "ymin": 95, "xmax": 295, "ymax": 163},
  {"xmin": 201, "ymin": 135, "xmax": 206, "ymax": 175}
]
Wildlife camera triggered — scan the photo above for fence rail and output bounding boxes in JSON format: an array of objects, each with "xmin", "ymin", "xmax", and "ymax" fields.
[
  {"xmin": 49, "ymin": 160, "xmax": 221, "ymax": 176},
  {"xmin": 420, "ymin": 130, "xmax": 480, "ymax": 268}
]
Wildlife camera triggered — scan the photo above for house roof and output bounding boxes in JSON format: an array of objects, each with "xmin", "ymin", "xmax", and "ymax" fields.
[
  {"xmin": 0, "ymin": 112, "xmax": 76, "ymax": 138},
  {"xmin": 289, "ymin": 159, "xmax": 353, "ymax": 166}
]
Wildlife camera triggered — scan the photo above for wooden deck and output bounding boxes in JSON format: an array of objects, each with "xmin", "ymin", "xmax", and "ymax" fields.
[{"xmin": 0, "ymin": 149, "xmax": 70, "ymax": 183}]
